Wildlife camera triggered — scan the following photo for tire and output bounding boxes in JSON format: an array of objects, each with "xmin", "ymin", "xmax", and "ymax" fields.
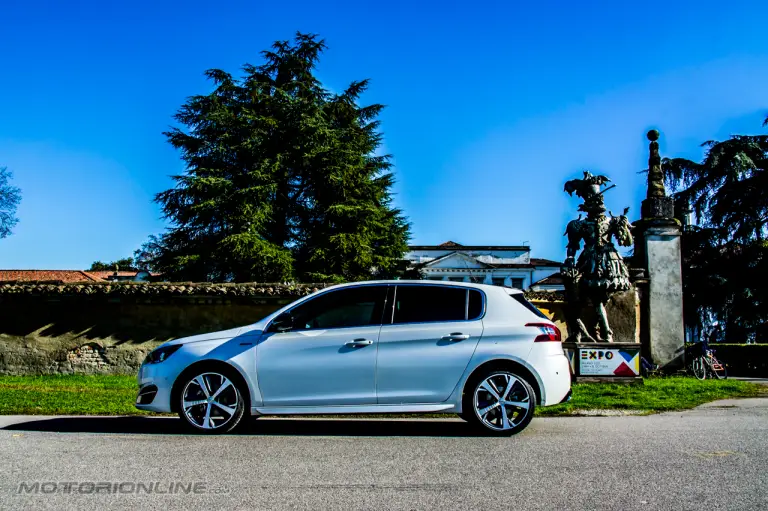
[
  {"xmin": 461, "ymin": 369, "xmax": 536, "ymax": 436},
  {"xmin": 176, "ymin": 368, "xmax": 246, "ymax": 434},
  {"xmin": 691, "ymin": 357, "xmax": 707, "ymax": 380},
  {"xmin": 711, "ymin": 357, "xmax": 728, "ymax": 380}
]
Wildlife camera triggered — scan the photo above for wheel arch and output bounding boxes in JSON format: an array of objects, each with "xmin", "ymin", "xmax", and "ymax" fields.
[
  {"xmin": 462, "ymin": 359, "xmax": 543, "ymax": 405},
  {"xmin": 170, "ymin": 359, "xmax": 252, "ymax": 414}
]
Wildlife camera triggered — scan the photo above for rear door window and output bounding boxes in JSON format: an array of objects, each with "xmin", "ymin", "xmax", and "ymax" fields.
[
  {"xmin": 393, "ymin": 285, "xmax": 468, "ymax": 324},
  {"xmin": 467, "ymin": 289, "xmax": 484, "ymax": 320},
  {"xmin": 510, "ymin": 293, "xmax": 548, "ymax": 319}
]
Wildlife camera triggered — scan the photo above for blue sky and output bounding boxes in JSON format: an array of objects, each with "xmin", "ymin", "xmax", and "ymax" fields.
[{"xmin": 1, "ymin": 0, "xmax": 766, "ymax": 269}]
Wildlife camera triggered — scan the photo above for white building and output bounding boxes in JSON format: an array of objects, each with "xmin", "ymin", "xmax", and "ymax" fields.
[{"xmin": 405, "ymin": 241, "xmax": 563, "ymax": 291}]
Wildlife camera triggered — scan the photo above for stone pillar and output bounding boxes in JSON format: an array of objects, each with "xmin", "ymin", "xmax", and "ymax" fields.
[{"xmin": 633, "ymin": 130, "xmax": 685, "ymax": 368}]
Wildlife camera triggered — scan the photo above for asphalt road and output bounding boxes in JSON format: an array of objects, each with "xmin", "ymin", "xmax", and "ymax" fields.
[{"xmin": 1, "ymin": 399, "xmax": 767, "ymax": 510}]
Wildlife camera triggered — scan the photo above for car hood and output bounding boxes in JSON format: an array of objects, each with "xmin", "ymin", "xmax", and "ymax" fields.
[{"xmin": 159, "ymin": 322, "xmax": 267, "ymax": 348}]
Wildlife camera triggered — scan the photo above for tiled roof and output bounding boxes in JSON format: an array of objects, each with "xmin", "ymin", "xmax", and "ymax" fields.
[
  {"xmin": 530, "ymin": 258, "xmax": 563, "ymax": 267},
  {"xmin": 0, "ymin": 270, "xmax": 155, "ymax": 283},
  {"xmin": 0, "ymin": 270, "xmax": 100, "ymax": 283},
  {"xmin": 531, "ymin": 273, "xmax": 564, "ymax": 286},
  {"xmin": 84, "ymin": 271, "xmax": 147, "ymax": 280},
  {"xmin": 0, "ymin": 281, "xmax": 330, "ymax": 298}
]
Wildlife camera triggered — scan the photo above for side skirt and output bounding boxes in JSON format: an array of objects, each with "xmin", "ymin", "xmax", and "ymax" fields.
[{"xmin": 251, "ymin": 403, "xmax": 457, "ymax": 416}]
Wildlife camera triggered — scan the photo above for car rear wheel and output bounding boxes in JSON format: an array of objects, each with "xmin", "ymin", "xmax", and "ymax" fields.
[
  {"xmin": 462, "ymin": 370, "xmax": 536, "ymax": 436},
  {"xmin": 178, "ymin": 370, "xmax": 245, "ymax": 434}
]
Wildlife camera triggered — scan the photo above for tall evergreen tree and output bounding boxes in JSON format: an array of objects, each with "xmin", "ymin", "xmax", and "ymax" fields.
[
  {"xmin": 663, "ymin": 116, "xmax": 768, "ymax": 342},
  {"xmin": 152, "ymin": 33, "xmax": 410, "ymax": 282},
  {"xmin": 295, "ymin": 80, "xmax": 410, "ymax": 281}
]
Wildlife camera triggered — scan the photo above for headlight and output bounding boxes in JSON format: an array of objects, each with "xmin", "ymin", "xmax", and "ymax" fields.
[{"xmin": 144, "ymin": 344, "xmax": 183, "ymax": 364}]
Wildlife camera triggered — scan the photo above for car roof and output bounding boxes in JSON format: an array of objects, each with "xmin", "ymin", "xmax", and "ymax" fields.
[{"xmin": 320, "ymin": 280, "xmax": 525, "ymax": 295}]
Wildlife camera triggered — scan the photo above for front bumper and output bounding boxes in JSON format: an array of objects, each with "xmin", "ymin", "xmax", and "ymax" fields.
[
  {"xmin": 136, "ymin": 384, "xmax": 158, "ymax": 405},
  {"xmin": 135, "ymin": 362, "xmax": 175, "ymax": 413}
]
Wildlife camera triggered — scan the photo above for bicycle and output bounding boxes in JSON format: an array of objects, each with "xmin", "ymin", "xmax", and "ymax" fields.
[
  {"xmin": 640, "ymin": 356, "xmax": 659, "ymax": 377},
  {"xmin": 686, "ymin": 342, "xmax": 727, "ymax": 380}
]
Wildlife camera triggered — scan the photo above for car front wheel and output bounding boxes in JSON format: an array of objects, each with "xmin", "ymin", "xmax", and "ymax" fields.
[
  {"xmin": 462, "ymin": 370, "xmax": 536, "ymax": 436},
  {"xmin": 177, "ymin": 370, "xmax": 245, "ymax": 434}
]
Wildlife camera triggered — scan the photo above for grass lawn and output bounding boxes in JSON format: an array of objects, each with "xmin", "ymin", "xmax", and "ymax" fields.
[
  {"xmin": 0, "ymin": 375, "xmax": 763, "ymax": 417},
  {"xmin": 538, "ymin": 376, "xmax": 766, "ymax": 416},
  {"xmin": 0, "ymin": 375, "xmax": 153, "ymax": 416}
]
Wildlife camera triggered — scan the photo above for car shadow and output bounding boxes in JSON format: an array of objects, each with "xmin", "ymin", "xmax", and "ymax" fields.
[{"xmin": 2, "ymin": 416, "xmax": 491, "ymax": 437}]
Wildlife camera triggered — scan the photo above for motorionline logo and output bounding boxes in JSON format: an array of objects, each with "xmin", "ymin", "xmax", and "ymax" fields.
[{"xmin": 17, "ymin": 481, "xmax": 228, "ymax": 495}]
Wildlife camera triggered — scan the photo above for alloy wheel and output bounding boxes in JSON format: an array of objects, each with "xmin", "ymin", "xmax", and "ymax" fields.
[
  {"xmin": 181, "ymin": 372, "xmax": 240, "ymax": 430},
  {"xmin": 473, "ymin": 372, "xmax": 532, "ymax": 432}
]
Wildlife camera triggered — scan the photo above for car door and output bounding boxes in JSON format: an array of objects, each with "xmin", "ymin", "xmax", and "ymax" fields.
[
  {"xmin": 256, "ymin": 285, "xmax": 388, "ymax": 407},
  {"xmin": 376, "ymin": 284, "xmax": 485, "ymax": 404}
]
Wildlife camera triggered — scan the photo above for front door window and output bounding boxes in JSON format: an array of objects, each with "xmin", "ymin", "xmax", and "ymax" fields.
[{"xmin": 288, "ymin": 286, "xmax": 386, "ymax": 330}]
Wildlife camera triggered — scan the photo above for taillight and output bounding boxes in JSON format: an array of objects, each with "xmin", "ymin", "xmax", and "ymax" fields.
[{"xmin": 526, "ymin": 323, "xmax": 561, "ymax": 342}]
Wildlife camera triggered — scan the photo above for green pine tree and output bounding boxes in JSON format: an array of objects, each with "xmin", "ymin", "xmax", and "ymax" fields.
[
  {"xmin": 152, "ymin": 33, "xmax": 410, "ymax": 282},
  {"xmin": 663, "ymin": 115, "xmax": 768, "ymax": 342},
  {"xmin": 295, "ymin": 80, "xmax": 410, "ymax": 282}
]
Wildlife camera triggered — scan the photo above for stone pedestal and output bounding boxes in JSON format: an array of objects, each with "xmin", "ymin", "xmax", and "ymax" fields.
[
  {"xmin": 630, "ymin": 129, "xmax": 687, "ymax": 370},
  {"xmin": 634, "ymin": 219, "xmax": 685, "ymax": 369},
  {"xmin": 562, "ymin": 342, "xmax": 643, "ymax": 383},
  {"xmin": 641, "ymin": 195, "xmax": 675, "ymax": 220}
]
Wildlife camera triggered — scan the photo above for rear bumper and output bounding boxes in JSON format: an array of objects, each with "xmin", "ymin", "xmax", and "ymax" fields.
[
  {"xmin": 528, "ymin": 343, "xmax": 572, "ymax": 406},
  {"xmin": 559, "ymin": 389, "xmax": 573, "ymax": 404}
]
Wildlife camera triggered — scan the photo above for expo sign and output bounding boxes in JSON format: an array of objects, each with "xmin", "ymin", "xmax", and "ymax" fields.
[
  {"xmin": 584, "ymin": 350, "xmax": 614, "ymax": 361},
  {"xmin": 578, "ymin": 348, "xmax": 640, "ymax": 376}
]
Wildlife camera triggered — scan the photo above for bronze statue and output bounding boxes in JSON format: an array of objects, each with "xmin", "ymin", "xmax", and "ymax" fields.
[{"xmin": 560, "ymin": 171, "xmax": 633, "ymax": 343}]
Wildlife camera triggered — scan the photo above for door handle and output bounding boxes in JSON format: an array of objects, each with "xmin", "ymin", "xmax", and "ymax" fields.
[
  {"xmin": 345, "ymin": 338, "xmax": 373, "ymax": 347},
  {"xmin": 442, "ymin": 333, "xmax": 470, "ymax": 342}
]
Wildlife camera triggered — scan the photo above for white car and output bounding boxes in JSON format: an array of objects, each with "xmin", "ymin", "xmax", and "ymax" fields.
[{"xmin": 136, "ymin": 281, "xmax": 571, "ymax": 436}]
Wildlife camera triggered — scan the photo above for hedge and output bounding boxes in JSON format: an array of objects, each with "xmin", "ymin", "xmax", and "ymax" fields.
[{"xmin": 709, "ymin": 344, "xmax": 768, "ymax": 377}]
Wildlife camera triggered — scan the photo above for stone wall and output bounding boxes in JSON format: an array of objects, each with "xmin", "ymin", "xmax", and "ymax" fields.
[{"xmin": 0, "ymin": 282, "xmax": 322, "ymax": 375}]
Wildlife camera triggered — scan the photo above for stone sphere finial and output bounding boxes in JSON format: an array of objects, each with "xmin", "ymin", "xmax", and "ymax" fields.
[{"xmin": 647, "ymin": 129, "xmax": 660, "ymax": 142}]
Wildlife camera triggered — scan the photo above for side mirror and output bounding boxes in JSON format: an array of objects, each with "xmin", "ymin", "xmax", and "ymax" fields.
[{"xmin": 270, "ymin": 312, "xmax": 294, "ymax": 333}]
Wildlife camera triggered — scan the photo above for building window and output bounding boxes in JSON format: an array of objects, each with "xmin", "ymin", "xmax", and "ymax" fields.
[
  {"xmin": 510, "ymin": 278, "xmax": 524, "ymax": 289},
  {"xmin": 426, "ymin": 276, "xmax": 444, "ymax": 281},
  {"xmin": 469, "ymin": 276, "xmax": 484, "ymax": 284},
  {"xmin": 492, "ymin": 277, "xmax": 506, "ymax": 286},
  {"xmin": 447, "ymin": 277, "xmax": 464, "ymax": 282}
]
